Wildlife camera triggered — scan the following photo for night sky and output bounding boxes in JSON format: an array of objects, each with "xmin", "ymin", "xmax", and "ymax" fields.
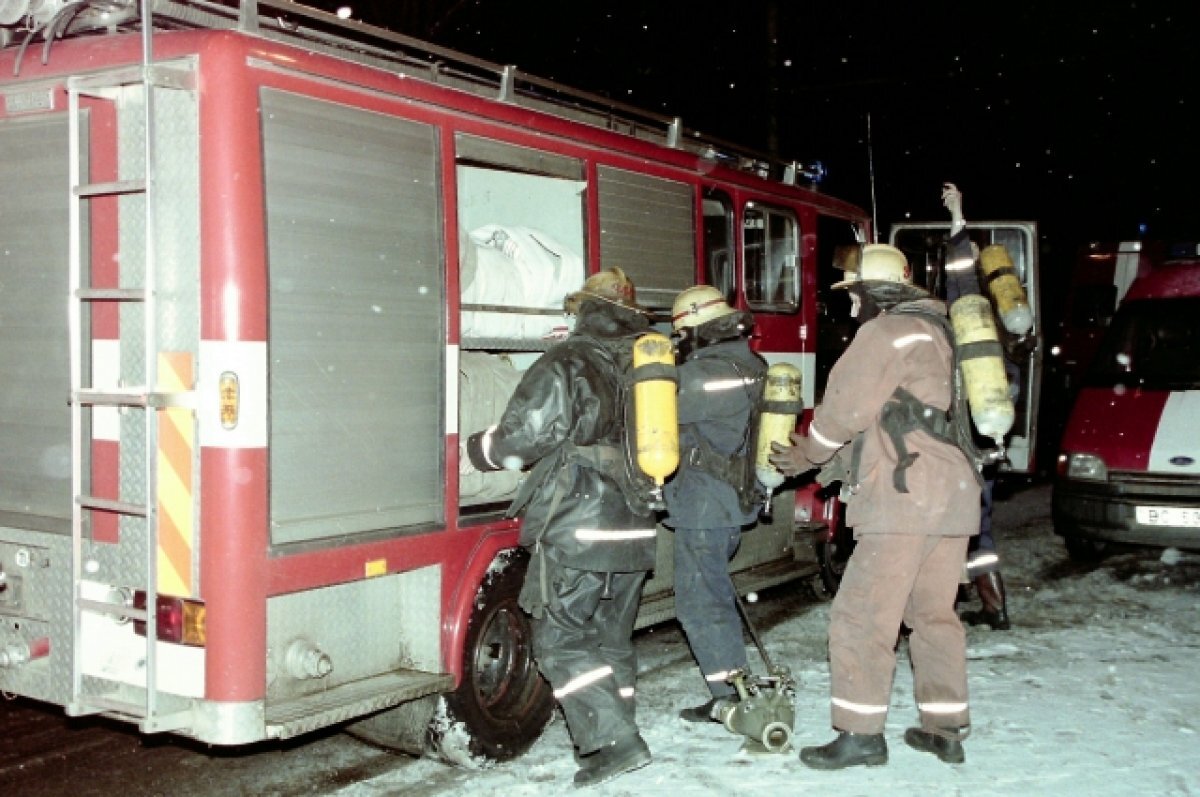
[{"xmin": 320, "ymin": 1, "xmax": 1197, "ymax": 262}]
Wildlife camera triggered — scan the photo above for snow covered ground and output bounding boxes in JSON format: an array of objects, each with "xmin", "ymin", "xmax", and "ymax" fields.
[{"xmin": 334, "ymin": 482, "xmax": 1200, "ymax": 796}]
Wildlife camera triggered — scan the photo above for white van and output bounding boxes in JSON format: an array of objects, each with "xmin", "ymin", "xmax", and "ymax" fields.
[{"xmin": 1053, "ymin": 246, "xmax": 1200, "ymax": 558}]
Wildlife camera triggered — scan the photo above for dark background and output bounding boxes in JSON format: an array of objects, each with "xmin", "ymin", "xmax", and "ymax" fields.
[
  {"xmin": 302, "ymin": 1, "xmax": 1196, "ymax": 465},
  {"xmin": 311, "ymin": 0, "xmax": 1198, "ymax": 265}
]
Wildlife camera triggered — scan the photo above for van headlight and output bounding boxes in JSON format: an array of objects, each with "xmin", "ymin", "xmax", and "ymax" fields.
[{"xmin": 1065, "ymin": 452, "xmax": 1108, "ymax": 481}]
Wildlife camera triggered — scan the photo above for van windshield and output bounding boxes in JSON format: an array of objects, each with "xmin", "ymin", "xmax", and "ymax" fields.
[{"xmin": 1085, "ymin": 297, "xmax": 1200, "ymax": 390}]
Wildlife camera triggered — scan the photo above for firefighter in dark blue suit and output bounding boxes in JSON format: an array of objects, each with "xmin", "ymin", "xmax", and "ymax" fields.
[{"xmin": 664, "ymin": 285, "xmax": 768, "ymax": 723}]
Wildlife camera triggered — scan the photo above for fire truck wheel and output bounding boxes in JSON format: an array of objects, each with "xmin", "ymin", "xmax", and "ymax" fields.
[
  {"xmin": 429, "ymin": 547, "xmax": 554, "ymax": 765},
  {"xmin": 815, "ymin": 516, "xmax": 856, "ymax": 598}
]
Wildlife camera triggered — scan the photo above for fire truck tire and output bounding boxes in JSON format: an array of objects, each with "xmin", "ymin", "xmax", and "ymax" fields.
[
  {"xmin": 431, "ymin": 547, "xmax": 554, "ymax": 765},
  {"xmin": 346, "ymin": 548, "xmax": 554, "ymax": 766},
  {"xmin": 815, "ymin": 515, "xmax": 856, "ymax": 598}
]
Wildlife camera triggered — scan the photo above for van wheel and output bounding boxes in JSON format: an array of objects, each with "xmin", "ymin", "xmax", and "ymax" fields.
[
  {"xmin": 1064, "ymin": 535, "xmax": 1108, "ymax": 562},
  {"xmin": 815, "ymin": 519, "xmax": 856, "ymax": 597},
  {"xmin": 429, "ymin": 548, "xmax": 554, "ymax": 766}
]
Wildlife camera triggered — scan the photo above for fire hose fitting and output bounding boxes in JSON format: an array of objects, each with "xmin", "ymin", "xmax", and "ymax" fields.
[
  {"xmin": 284, "ymin": 639, "xmax": 333, "ymax": 680},
  {"xmin": 719, "ymin": 668, "xmax": 796, "ymax": 753},
  {"xmin": 0, "ymin": 641, "xmax": 30, "ymax": 669}
]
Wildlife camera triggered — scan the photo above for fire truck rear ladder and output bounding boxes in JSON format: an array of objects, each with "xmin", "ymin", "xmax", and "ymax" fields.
[{"xmin": 64, "ymin": 11, "xmax": 196, "ymax": 733}]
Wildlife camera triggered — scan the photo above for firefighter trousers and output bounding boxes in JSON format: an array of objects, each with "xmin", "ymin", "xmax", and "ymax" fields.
[
  {"xmin": 531, "ymin": 566, "xmax": 648, "ymax": 755},
  {"xmin": 673, "ymin": 525, "xmax": 746, "ymax": 699},
  {"xmin": 828, "ymin": 533, "xmax": 971, "ymax": 738}
]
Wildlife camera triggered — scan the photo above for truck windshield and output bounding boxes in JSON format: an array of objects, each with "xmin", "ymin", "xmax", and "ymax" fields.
[{"xmin": 1085, "ymin": 297, "xmax": 1200, "ymax": 390}]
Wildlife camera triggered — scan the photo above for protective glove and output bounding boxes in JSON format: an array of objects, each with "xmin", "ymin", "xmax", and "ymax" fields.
[
  {"xmin": 941, "ymin": 182, "xmax": 965, "ymax": 233},
  {"xmin": 768, "ymin": 432, "xmax": 817, "ymax": 477}
]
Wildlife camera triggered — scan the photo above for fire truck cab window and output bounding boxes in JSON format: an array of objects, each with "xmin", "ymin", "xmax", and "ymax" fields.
[
  {"xmin": 743, "ymin": 204, "xmax": 799, "ymax": 312},
  {"xmin": 702, "ymin": 190, "xmax": 736, "ymax": 304}
]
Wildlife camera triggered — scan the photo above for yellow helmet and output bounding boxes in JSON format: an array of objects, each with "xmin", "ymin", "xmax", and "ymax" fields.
[
  {"xmin": 563, "ymin": 267, "xmax": 642, "ymax": 314},
  {"xmin": 671, "ymin": 285, "xmax": 737, "ymax": 331},
  {"xmin": 832, "ymin": 243, "xmax": 912, "ymax": 289}
]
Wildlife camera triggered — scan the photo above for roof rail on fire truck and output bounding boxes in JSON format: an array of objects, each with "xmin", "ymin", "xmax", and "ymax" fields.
[{"xmin": 2, "ymin": 0, "xmax": 825, "ymax": 188}]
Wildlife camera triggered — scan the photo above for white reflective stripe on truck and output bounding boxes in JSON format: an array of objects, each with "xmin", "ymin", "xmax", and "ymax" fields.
[
  {"xmin": 1148, "ymin": 391, "xmax": 1200, "ymax": 474},
  {"xmin": 92, "ymin": 339, "xmax": 121, "ymax": 442},
  {"xmin": 198, "ymin": 340, "xmax": 267, "ymax": 448}
]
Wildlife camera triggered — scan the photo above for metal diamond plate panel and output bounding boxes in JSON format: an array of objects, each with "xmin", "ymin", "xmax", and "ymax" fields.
[
  {"xmin": 265, "ymin": 565, "xmax": 442, "ymax": 702},
  {"xmin": 0, "ymin": 529, "xmax": 75, "ymax": 705},
  {"xmin": 105, "ymin": 66, "xmax": 200, "ymax": 590}
]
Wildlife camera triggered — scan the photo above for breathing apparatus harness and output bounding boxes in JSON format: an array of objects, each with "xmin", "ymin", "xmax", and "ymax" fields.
[
  {"xmin": 882, "ymin": 302, "xmax": 996, "ymax": 489},
  {"xmin": 818, "ymin": 301, "xmax": 996, "ymax": 496},
  {"xmin": 674, "ymin": 313, "xmax": 774, "ymax": 515},
  {"xmin": 556, "ymin": 331, "xmax": 671, "ymax": 517}
]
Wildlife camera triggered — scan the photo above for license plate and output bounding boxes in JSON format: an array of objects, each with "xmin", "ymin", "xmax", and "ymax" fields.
[{"xmin": 1135, "ymin": 505, "xmax": 1200, "ymax": 528}]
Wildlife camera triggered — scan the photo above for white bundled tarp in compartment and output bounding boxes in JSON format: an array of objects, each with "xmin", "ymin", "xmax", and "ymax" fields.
[
  {"xmin": 461, "ymin": 224, "xmax": 584, "ymax": 340},
  {"xmin": 459, "ymin": 351, "xmax": 525, "ymax": 504}
]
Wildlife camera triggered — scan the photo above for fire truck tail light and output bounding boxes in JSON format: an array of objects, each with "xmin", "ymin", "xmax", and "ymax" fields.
[{"xmin": 133, "ymin": 591, "xmax": 207, "ymax": 647}]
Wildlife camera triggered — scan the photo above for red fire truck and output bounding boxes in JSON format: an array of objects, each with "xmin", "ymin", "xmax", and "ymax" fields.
[{"xmin": 0, "ymin": 0, "xmax": 872, "ymax": 764}]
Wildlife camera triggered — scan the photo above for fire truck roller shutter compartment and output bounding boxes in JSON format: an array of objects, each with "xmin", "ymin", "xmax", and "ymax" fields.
[
  {"xmin": 0, "ymin": 102, "xmax": 72, "ymax": 694},
  {"xmin": 596, "ymin": 165, "xmax": 697, "ymax": 312},
  {"xmin": 262, "ymin": 90, "xmax": 444, "ymax": 546},
  {"xmin": 456, "ymin": 136, "xmax": 586, "ymax": 344},
  {"xmin": 258, "ymin": 89, "xmax": 456, "ymax": 742}
]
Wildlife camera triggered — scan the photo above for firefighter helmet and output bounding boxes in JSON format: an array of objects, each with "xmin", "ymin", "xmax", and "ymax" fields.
[
  {"xmin": 671, "ymin": 285, "xmax": 737, "ymax": 331},
  {"xmin": 832, "ymin": 243, "xmax": 912, "ymax": 289},
  {"xmin": 564, "ymin": 267, "xmax": 642, "ymax": 314}
]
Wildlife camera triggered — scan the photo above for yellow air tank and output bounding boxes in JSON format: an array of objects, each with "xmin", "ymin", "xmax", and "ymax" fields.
[
  {"xmin": 979, "ymin": 244, "xmax": 1033, "ymax": 336},
  {"xmin": 632, "ymin": 332, "xmax": 679, "ymax": 487},
  {"xmin": 949, "ymin": 294, "xmax": 1015, "ymax": 445},
  {"xmin": 754, "ymin": 363, "xmax": 803, "ymax": 491}
]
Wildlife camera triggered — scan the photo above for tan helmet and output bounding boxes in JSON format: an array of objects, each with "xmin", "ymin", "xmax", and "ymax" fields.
[
  {"xmin": 671, "ymin": 284, "xmax": 737, "ymax": 331},
  {"xmin": 831, "ymin": 243, "xmax": 912, "ymax": 289},
  {"xmin": 563, "ymin": 267, "xmax": 642, "ymax": 314}
]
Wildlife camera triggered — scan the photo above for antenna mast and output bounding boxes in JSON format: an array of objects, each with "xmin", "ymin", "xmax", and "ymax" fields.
[{"xmin": 867, "ymin": 111, "xmax": 879, "ymax": 243}]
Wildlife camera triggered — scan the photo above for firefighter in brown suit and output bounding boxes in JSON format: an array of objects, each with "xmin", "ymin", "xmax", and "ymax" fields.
[{"xmin": 770, "ymin": 243, "xmax": 981, "ymax": 768}]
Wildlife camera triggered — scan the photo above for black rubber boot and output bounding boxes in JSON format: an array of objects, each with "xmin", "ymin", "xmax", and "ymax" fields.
[
  {"xmin": 904, "ymin": 727, "xmax": 966, "ymax": 764},
  {"xmin": 799, "ymin": 731, "xmax": 888, "ymax": 770},
  {"xmin": 573, "ymin": 733, "xmax": 652, "ymax": 788},
  {"xmin": 678, "ymin": 696, "xmax": 734, "ymax": 723},
  {"xmin": 961, "ymin": 571, "xmax": 1011, "ymax": 630}
]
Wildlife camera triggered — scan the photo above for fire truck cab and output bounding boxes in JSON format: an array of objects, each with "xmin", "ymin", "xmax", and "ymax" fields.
[
  {"xmin": 0, "ymin": 0, "xmax": 870, "ymax": 764},
  {"xmin": 1053, "ymin": 245, "xmax": 1200, "ymax": 559}
]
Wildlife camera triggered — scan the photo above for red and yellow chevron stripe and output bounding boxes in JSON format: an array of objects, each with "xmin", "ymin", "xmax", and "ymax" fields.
[{"xmin": 157, "ymin": 352, "xmax": 195, "ymax": 597}]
